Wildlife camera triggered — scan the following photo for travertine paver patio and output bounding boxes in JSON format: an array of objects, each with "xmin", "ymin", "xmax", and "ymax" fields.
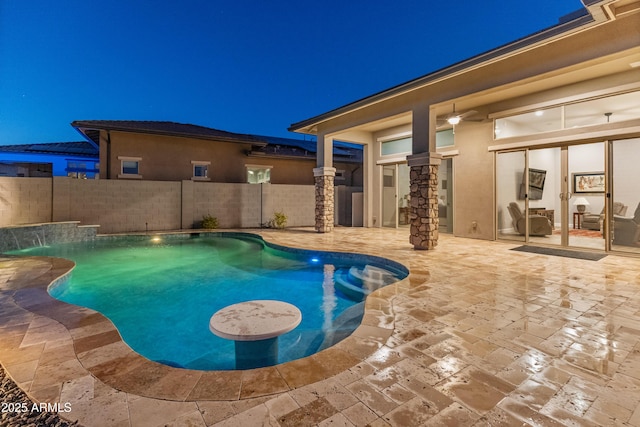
[{"xmin": 1, "ymin": 227, "xmax": 640, "ymax": 426}]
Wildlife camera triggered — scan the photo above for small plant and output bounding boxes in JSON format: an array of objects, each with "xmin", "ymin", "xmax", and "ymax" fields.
[
  {"xmin": 201, "ymin": 214, "xmax": 219, "ymax": 229},
  {"xmin": 271, "ymin": 211, "xmax": 287, "ymax": 229}
]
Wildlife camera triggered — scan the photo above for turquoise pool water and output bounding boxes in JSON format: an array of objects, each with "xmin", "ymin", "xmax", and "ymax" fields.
[{"xmin": 10, "ymin": 233, "xmax": 407, "ymax": 370}]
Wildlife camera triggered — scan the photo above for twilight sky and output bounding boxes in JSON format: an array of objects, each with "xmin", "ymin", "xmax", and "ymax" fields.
[{"xmin": 0, "ymin": 0, "xmax": 584, "ymax": 145}]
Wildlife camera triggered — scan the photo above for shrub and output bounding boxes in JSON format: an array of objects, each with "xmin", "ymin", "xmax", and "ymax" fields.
[
  {"xmin": 271, "ymin": 211, "xmax": 287, "ymax": 229},
  {"xmin": 201, "ymin": 214, "xmax": 219, "ymax": 229}
]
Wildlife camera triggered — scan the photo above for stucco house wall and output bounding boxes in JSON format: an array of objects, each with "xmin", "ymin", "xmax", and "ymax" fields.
[
  {"xmin": 96, "ymin": 129, "xmax": 361, "ymax": 186},
  {"xmin": 289, "ymin": 2, "xmax": 640, "ymax": 245}
]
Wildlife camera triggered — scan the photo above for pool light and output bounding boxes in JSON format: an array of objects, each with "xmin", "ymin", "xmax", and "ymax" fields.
[{"xmin": 310, "ymin": 257, "xmax": 320, "ymax": 263}]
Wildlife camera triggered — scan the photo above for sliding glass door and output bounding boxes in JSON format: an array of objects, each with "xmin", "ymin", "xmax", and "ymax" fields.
[
  {"xmin": 382, "ymin": 163, "xmax": 410, "ymax": 228},
  {"xmin": 497, "ymin": 143, "xmax": 606, "ymax": 251},
  {"xmin": 496, "ymin": 151, "xmax": 526, "ymax": 242},
  {"xmin": 611, "ymin": 137, "xmax": 640, "ymax": 254},
  {"xmin": 567, "ymin": 143, "xmax": 605, "ymax": 251}
]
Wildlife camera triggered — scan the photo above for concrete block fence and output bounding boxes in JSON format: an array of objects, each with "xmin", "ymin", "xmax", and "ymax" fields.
[{"xmin": 0, "ymin": 177, "xmax": 316, "ymax": 234}]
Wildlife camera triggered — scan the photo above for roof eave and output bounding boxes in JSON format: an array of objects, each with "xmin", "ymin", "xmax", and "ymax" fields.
[
  {"xmin": 71, "ymin": 121, "xmax": 268, "ymax": 147},
  {"xmin": 288, "ymin": 10, "xmax": 594, "ymax": 134}
]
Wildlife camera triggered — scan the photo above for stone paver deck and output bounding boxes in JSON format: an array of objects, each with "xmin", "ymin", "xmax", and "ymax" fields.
[{"xmin": 1, "ymin": 227, "xmax": 640, "ymax": 426}]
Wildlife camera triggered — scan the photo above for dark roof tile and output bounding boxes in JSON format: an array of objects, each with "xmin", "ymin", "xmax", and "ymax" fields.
[
  {"xmin": 0, "ymin": 141, "xmax": 98, "ymax": 157},
  {"xmin": 71, "ymin": 120, "xmax": 268, "ymax": 146}
]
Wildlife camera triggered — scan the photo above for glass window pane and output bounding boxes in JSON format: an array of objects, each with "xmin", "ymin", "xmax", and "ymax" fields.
[
  {"xmin": 612, "ymin": 137, "xmax": 640, "ymax": 253},
  {"xmin": 565, "ymin": 91, "xmax": 640, "ymax": 128},
  {"xmin": 495, "ymin": 107, "xmax": 562, "ymax": 139},
  {"xmin": 122, "ymin": 161, "xmax": 138, "ymax": 174},
  {"xmin": 194, "ymin": 165, "xmax": 208, "ymax": 177},
  {"xmin": 436, "ymin": 129, "xmax": 454, "ymax": 147},
  {"xmin": 381, "ymin": 137, "xmax": 411, "ymax": 156}
]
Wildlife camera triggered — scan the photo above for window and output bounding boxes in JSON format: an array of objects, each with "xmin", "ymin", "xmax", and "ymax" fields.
[
  {"xmin": 494, "ymin": 107, "xmax": 563, "ymax": 139},
  {"xmin": 436, "ymin": 129, "xmax": 454, "ymax": 147},
  {"xmin": 66, "ymin": 160, "xmax": 99, "ymax": 179},
  {"xmin": 246, "ymin": 164, "xmax": 272, "ymax": 184},
  {"xmin": 380, "ymin": 130, "xmax": 454, "ymax": 156},
  {"xmin": 191, "ymin": 161, "xmax": 211, "ymax": 181},
  {"xmin": 494, "ymin": 90, "xmax": 640, "ymax": 139},
  {"xmin": 381, "ymin": 137, "xmax": 411, "ymax": 156},
  {"xmin": 118, "ymin": 156, "xmax": 142, "ymax": 179}
]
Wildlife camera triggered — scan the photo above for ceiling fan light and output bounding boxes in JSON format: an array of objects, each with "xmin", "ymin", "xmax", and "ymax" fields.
[{"xmin": 447, "ymin": 116, "xmax": 461, "ymax": 125}]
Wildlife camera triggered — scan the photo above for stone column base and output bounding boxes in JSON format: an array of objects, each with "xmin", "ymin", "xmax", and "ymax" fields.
[
  {"xmin": 407, "ymin": 153, "xmax": 441, "ymax": 250},
  {"xmin": 313, "ymin": 167, "xmax": 336, "ymax": 233}
]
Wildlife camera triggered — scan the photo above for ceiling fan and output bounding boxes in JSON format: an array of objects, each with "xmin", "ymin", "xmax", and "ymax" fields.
[{"xmin": 436, "ymin": 104, "xmax": 481, "ymax": 129}]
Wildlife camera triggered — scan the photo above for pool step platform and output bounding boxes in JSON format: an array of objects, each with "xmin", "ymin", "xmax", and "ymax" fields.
[
  {"xmin": 317, "ymin": 302, "xmax": 365, "ymax": 351},
  {"xmin": 334, "ymin": 265, "xmax": 397, "ymax": 302}
]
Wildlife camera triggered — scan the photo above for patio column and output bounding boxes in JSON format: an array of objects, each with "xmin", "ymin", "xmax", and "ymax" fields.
[
  {"xmin": 407, "ymin": 152, "xmax": 442, "ymax": 249},
  {"xmin": 408, "ymin": 104, "xmax": 440, "ymax": 250},
  {"xmin": 314, "ymin": 135, "xmax": 335, "ymax": 233},
  {"xmin": 313, "ymin": 167, "xmax": 336, "ymax": 233}
]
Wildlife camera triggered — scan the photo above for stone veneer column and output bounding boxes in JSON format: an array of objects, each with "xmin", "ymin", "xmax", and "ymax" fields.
[
  {"xmin": 313, "ymin": 167, "xmax": 336, "ymax": 233},
  {"xmin": 407, "ymin": 152, "xmax": 442, "ymax": 250}
]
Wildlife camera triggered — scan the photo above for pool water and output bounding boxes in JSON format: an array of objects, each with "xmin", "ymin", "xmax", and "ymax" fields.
[{"xmin": 11, "ymin": 234, "xmax": 406, "ymax": 370}]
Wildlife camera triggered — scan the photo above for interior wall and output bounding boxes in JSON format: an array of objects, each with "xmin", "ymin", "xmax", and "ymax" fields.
[
  {"xmin": 612, "ymin": 137, "xmax": 640, "ymax": 212},
  {"xmin": 529, "ymin": 147, "xmax": 562, "ymax": 226},
  {"xmin": 568, "ymin": 142, "xmax": 606, "ymax": 215},
  {"xmin": 496, "ymin": 151, "xmax": 524, "ymax": 232}
]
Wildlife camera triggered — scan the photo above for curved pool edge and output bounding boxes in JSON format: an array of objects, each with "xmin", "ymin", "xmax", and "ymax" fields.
[{"xmin": 0, "ymin": 230, "xmax": 412, "ymax": 403}]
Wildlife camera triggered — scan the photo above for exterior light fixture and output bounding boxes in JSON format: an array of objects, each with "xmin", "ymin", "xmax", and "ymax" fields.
[
  {"xmin": 535, "ymin": 110, "xmax": 544, "ymax": 116},
  {"xmin": 447, "ymin": 116, "xmax": 461, "ymax": 125}
]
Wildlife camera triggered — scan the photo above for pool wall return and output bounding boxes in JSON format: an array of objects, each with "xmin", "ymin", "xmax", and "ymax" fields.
[{"xmin": 0, "ymin": 222, "xmax": 99, "ymax": 252}]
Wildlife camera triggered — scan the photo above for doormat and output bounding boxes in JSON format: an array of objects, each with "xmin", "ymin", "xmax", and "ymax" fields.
[{"xmin": 511, "ymin": 245, "xmax": 607, "ymax": 261}]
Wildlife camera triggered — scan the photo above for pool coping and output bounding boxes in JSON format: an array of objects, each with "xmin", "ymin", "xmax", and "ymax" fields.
[{"xmin": 3, "ymin": 231, "xmax": 412, "ymax": 402}]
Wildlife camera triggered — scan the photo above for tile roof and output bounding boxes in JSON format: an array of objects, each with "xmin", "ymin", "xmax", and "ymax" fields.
[
  {"xmin": 0, "ymin": 141, "xmax": 98, "ymax": 158},
  {"xmin": 70, "ymin": 120, "xmax": 362, "ymax": 162},
  {"xmin": 71, "ymin": 120, "xmax": 268, "ymax": 146},
  {"xmin": 251, "ymin": 135, "xmax": 362, "ymax": 162}
]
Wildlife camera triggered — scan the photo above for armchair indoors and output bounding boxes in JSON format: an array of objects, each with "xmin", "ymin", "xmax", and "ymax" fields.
[
  {"xmin": 613, "ymin": 202, "xmax": 640, "ymax": 246},
  {"xmin": 582, "ymin": 202, "xmax": 628, "ymax": 231},
  {"xmin": 507, "ymin": 202, "xmax": 553, "ymax": 236}
]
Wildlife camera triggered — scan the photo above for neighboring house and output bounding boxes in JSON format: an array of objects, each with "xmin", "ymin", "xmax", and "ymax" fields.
[
  {"xmin": 0, "ymin": 141, "xmax": 99, "ymax": 178},
  {"xmin": 71, "ymin": 120, "xmax": 362, "ymax": 186},
  {"xmin": 289, "ymin": 0, "xmax": 640, "ymax": 254}
]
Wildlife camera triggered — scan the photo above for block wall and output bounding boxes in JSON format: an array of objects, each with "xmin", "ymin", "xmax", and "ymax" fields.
[
  {"xmin": 264, "ymin": 184, "xmax": 315, "ymax": 227},
  {"xmin": 0, "ymin": 177, "xmax": 52, "ymax": 227},
  {"xmin": 53, "ymin": 178, "xmax": 182, "ymax": 234},
  {"xmin": 0, "ymin": 177, "xmax": 315, "ymax": 233}
]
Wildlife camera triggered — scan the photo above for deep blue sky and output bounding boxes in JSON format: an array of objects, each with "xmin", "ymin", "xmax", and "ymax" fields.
[{"xmin": 0, "ymin": 0, "xmax": 584, "ymax": 145}]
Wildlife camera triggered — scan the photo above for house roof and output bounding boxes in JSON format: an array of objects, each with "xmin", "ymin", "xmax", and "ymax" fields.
[
  {"xmin": 0, "ymin": 141, "xmax": 98, "ymax": 158},
  {"xmin": 288, "ymin": 7, "xmax": 594, "ymax": 133},
  {"xmin": 71, "ymin": 120, "xmax": 362, "ymax": 163},
  {"xmin": 72, "ymin": 120, "xmax": 269, "ymax": 147},
  {"xmin": 249, "ymin": 135, "xmax": 362, "ymax": 163}
]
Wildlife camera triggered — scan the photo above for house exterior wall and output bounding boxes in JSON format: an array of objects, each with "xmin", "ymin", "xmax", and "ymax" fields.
[
  {"xmin": 97, "ymin": 130, "xmax": 361, "ymax": 186},
  {"xmin": 295, "ymin": 7, "xmax": 640, "ymax": 242},
  {"xmin": 102, "ymin": 131, "xmax": 253, "ymax": 182}
]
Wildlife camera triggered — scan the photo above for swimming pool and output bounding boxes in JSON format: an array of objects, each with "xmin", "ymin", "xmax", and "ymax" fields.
[{"xmin": 10, "ymin": 233, "xmax": 407, "ymax": 370}]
